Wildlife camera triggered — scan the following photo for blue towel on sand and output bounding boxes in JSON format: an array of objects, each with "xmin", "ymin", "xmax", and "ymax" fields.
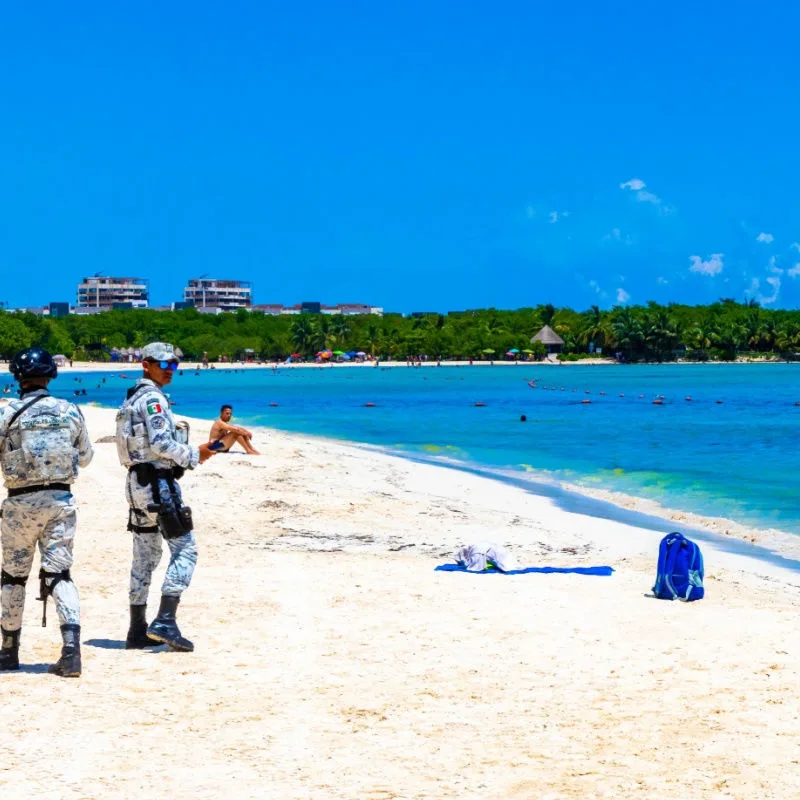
[{"xmin": 435, "ymin": 564, "xmax": 614, "ymax": 577}]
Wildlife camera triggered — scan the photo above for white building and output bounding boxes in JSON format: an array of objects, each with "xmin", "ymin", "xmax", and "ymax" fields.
[
  {"xmin": 76, "ymin": 276, "xmax": 149, "ymax": 310},
  {"xmin": 184, "ymin": 278, "xmax": 252, "ymax": 311}
]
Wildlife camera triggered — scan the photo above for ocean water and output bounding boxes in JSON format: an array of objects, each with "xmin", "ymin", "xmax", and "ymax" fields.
[{"xmin": 63, "ymin": 363, "xmax": 800, "ymax": 535}]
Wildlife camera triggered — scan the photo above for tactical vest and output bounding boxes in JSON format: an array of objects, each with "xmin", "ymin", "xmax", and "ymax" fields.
[
  {"xmin": 115, "ymin": 385, "xmax": 190, "ymax": 467},
  {"xmin": 0, "ymin": 395, "xmax": 77, "ymax": 488}
]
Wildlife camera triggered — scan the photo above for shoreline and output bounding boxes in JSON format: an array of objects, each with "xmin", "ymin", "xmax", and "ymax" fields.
[
  {"xmin": 5, "ymin": 355, "xmax": 794, "ymax": 375},
  {"xmin": 55, "ymin": 395, "xmax": 800, "ymax": 566},
  {"xmin": 118, "ymin": 404, "xmax": 800, "ymax": 579},
  {"xmin": 277, "ymin": 431, "xmax": 800, "ymax": 573}
]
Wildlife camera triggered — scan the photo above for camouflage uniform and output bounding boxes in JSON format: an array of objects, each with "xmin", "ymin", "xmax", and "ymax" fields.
[
  {"xmin": 116, "ymin": 378, "xmax": 199, "ymax": 605},
  {"xmin": 0, "ymin": 390, "xmax": 93, "ymax": 633}
]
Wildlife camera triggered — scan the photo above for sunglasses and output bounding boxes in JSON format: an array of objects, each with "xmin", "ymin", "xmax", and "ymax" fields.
[{"xmin": 147, "ymin": 359, "xmax": 179, "ymax": 371}]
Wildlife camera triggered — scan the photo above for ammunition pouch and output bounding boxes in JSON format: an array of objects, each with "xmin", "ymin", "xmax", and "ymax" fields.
[{"xmin": 130, "ymin": 463, "xmax": 192, "ymax": 539}]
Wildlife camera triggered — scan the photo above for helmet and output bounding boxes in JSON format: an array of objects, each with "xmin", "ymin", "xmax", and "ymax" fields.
[{"xmin": 9, "ymin": 348, "xmax": 58, "ymax": 380}]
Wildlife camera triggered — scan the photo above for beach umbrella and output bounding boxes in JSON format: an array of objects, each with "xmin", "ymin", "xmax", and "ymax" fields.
[
  {"xmin": 291, "ymin": 353, "xmax": 302, "ymax": 357},
  {"xmin": 522, "ymin": 348, "xmax": 534, "ymax": 353},
  {"xmin": 482, "ymin": 348, "xmax": 495, "ymax": 354},
  {"xmin": 333, "ymin": 350, "xmax": 345, "ymax": 355},
  {"xmin": 356, "ymin": 351, "xmax": 367, "ymax": 356},
  {"xmin": 508, "ymin": 348, "xmax": 520, "ymax": 354},
  {"xmin": 505, "ymin": 351, "xmax": 516, "ymax": 357}
]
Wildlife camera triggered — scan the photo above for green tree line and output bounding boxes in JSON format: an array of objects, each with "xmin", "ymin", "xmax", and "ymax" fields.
[{"xmin": 1, "ymin": 299, "xmax": 798, "ymax": 362}]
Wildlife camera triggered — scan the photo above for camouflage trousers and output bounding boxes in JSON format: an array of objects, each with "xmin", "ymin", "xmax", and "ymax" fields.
[
  {"xmin": 1, "ymin": 490, "xmax": 80, "ymax": 631},
  {"xmin": 126, "ymin": 470, "xmax": 197, "ymax": 605}
]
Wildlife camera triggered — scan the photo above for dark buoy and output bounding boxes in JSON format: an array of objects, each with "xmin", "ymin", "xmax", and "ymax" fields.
[
  {"xmin": 685, "ymin": 396, "xmax": 692, "ymax": 402},
  {"xmin": 520, "ymin": 414, "xmax": 527, "ymax": 422},
  {"xmin": 364, "ymin": 402, "xmax": 375, "ymax": 407},
  {"xmin": 715, "ymin": 400, "xmax": 723, "ymax": 404},
  {"xmin": 475, "ymin": 402, "xmax": 485, "ymax": 407},
  {"xmin": 619, "ymin": 393, "xmax": 625, "ymax": 398},
  {"xmin": 269, "ymin": 402, "xmax": 279, "ymax": 407}
]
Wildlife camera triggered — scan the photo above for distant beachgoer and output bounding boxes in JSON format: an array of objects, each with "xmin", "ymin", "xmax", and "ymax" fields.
[{"xmin": 209, "ymin": 405, "xmax": 260, "ymax": 455}]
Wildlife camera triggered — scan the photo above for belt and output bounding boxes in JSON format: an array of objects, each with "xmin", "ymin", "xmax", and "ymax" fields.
[{"xmin": 7, "ymin": 483, "xmax": 72, "ymax": 497}]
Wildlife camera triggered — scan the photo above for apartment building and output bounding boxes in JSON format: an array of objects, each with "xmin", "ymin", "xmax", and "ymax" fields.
[
  {"xmin": 76, "ymin": 276, "xmax": 149, "ymax": 310},
  {"xmin": 184, "ymin": 278, "xmax": 253, "ymax": 311}
]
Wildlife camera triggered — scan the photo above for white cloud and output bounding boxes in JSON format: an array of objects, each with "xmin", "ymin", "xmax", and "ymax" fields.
[
  {"xmin": 747, "ymin": 276, "xmax": 782, "ymax": 304},
  {"xmin": 792, "ymin": 242, "xmax": 800, "ymax": 253},
  {"xmin": 619, "ymin": 177, "xmax": 672, "ymax": 212},
  {"xmin": 787, "ymin": 263, "xmax": 800, "ymax": 278},
  {"xmin": 768, "ymin": 256, "xmax": 783, "ymax": 275},
  {"xmin": 525, "ymin": 204, "xmax": 536, "ymax": 219},
  {"xmin": 762, "ymin": 277, "xmax": 781, "ymax": 304},
  {"xmin": 549, "ymin": 211, "xmax": 569, "ymax": 223},
  {"xmin": 616, "ymin": 288, "xmax": 630, "ymax": 303},
  {"xmin": 756, "ymin": 232, "xmax": 774, "ymax": 244},
  {"xmin": 636, "ymin": 190, "xmax": 661, "ymax": 205},
  {"xmin": 620, "ymin": 178, "xmax": 646, "ymax": 191},
  {"xmin": 689, "ymin": 253, "xmax": 724, "ymax": 276},
  {"xmin": 657, "ymin": 276, "xmax": 669, "ymax": 285},
  {"xmin": 605, "ymin": 227, "xmax": 632, "ymax": 245}
]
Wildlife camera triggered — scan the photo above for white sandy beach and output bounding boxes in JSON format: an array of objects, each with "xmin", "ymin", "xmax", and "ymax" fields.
[{"xmin": 2, "ymin": 405, "xmax": 799, "ymax": 800}]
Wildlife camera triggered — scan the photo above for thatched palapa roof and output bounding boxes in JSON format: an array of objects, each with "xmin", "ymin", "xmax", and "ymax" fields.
[{"xmin": 531, "ymin": 325, "xmax": 564, "ymax": 346}]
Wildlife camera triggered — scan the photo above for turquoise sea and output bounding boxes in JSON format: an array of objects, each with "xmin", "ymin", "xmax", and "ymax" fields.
[{"xmin": 63, "ymin": 363, "xmax": 800, "ymax": 537}]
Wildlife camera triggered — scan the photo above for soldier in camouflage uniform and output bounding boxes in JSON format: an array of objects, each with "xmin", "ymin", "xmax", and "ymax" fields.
[
  {"xmin": 116, "ymin": 342, "xmax": 217, "ymax": 652},
  {"xmin": 0, "ymin": 348, "xmax": 93, "ymax": 677}
]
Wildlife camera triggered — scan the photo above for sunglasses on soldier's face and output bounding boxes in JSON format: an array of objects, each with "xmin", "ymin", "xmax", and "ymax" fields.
[{"xmin": 147, "ymin": 359, "xmax": 179, "ymax": 371}]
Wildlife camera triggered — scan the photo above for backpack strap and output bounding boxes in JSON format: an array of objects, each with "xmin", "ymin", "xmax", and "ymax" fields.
[
  {"xmin": 6, "ymin": 393, "xmax": 49, "ymax": 430},
  {"xmin": 662, "ymin": 533, "xmax": 684, "ymax": 600},
  {"xmin": 1, "ymin": 394, "xmax": 50, "ymax": 451}
]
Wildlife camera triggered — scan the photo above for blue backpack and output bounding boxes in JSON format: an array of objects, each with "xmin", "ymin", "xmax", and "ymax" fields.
[{"xmin": 653, "ymin": 532, "xmax": 705, "ymax": 601}]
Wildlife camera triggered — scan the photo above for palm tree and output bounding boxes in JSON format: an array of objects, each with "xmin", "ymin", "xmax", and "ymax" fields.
[
  {"xmin": 578, "ymin": 305, "xmax": 610, "ymax": 351},
  {"xmin": 328, "ymin": 315, "xmax": 351, "ymax": 348},
  {"xmin": 610, "ymin": 307, "xmax": 644, "ymax": 361},
  {"xmin": 714, "ymin": 321, "xmax": 747, "ymax": 359},
  {"xmin": 685, "ymin": 322, "xmax": 717, "ymax": 358},
  {"xmin": 290, "ymin": 315, "xmax": 315, "ymax": 354},
  {"xmin": 643, "ymin": 309, "xmax": 679, "ymax": 361},
  {"xmin": 539, "ymin": 303, "xmax": 556, "ymax": 326}
]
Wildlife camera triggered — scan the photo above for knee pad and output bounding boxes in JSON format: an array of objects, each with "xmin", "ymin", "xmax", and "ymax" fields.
[{"xmin": 1, "ymin": 570, "xmax": 28, "ymax": 588}]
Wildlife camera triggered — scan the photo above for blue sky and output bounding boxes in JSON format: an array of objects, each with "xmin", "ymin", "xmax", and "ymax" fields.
[{"xmin": 1, "ymin": 1, "xmax": 799, "ymax": 312}]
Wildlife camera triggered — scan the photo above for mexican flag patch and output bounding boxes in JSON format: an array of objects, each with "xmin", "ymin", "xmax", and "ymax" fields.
[{"xmin": 146, "ymin": 400, "xmax": 163, "ymax": 415}]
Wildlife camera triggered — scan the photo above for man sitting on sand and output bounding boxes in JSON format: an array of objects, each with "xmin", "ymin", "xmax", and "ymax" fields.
[{"xmin": 209, "ymin": 404, "xmax": 261, "ymax": 455}]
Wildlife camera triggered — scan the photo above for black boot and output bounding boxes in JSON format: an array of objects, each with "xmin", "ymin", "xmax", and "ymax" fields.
[
  {"xmin": 125, "ymin": 604, "xmax": 162, "ymax": 649},
  {"xmin": 0, "ymin": 628, "xmax": 20, "ymax": 672},
  {"xmin": 49, "ymin": 624, "xmax": 81, "ymax": 678},
  {"xmin": 147, "ymin": 595, "xmax": 193, "ymax": 652}
]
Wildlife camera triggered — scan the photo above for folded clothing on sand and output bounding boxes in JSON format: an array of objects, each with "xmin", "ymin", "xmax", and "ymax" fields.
[{"xmin": 455, "ymin": 543, "xmax": 518, "ymax": 573}]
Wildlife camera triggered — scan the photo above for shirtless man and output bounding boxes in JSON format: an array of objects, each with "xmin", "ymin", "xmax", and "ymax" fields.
[{"xmin": 209, "ymin": 405, "xmax": 260, "ymax": 455}]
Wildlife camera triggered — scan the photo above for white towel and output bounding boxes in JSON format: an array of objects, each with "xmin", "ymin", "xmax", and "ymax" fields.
[{"xmin": 455, "ymin": 543, "xmax": 518, "ymax": 572}]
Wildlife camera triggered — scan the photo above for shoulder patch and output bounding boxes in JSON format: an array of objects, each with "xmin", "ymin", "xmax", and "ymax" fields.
[{"xmin": 146, "ymin": 400, "xmax": 164, "ymax": 415}]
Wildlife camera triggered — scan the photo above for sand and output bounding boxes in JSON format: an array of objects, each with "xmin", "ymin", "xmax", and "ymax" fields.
[{"xmin": 1, "ymin": 405, "xmax": 799, "ymax": 800}]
